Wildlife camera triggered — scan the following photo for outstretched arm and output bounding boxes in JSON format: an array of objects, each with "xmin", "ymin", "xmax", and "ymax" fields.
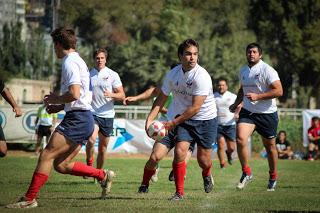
[
  {"xmin": 1, "ymin": 88, "xmax": 22, "ymax": 117},
  {"xmin": 123, "ymin": 86, "xmax": 159, "ymax": 105}
]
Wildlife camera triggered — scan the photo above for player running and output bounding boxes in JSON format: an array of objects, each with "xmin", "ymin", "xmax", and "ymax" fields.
[
  {"xmin": 6, "ymin": 27, "xmax": 114, "ymax": 209},
  {"xmin": 229, "ymin": 43, "xmax": 283, "ymax": 191},
  {"xmin": 214, "ymin": 78, "xmax": 240, "ymax": 168},
  {"xmin": 85, "ymin": 48, "xmax": 125, "ymax": 179},
  {"xmin": 145, "ymin": 39, "xmax": 217, "ymax": 200}
]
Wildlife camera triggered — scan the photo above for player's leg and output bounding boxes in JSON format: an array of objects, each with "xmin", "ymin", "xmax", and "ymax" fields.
[
  {"xmin": 139, "ymin": 142, "xmax": 169, "ymax": 193},
  {"xmin": 86, "ymin": 124, "xmax": 99, "ymax": 167},
  {"xmin": 197, "ymin": 146, "xmax": 214, "ymax": 193},
  {"xmin": 96, "ymin": 117, "xmax": 113, "ymax": 169},
  {"xmin": 96, "ymin": 132, "xmax": 110, "ymax": 169},
  {"xmin": 0, "ymin": 127, "xmax": 7, "ymax": 157},
  {"xmin": 195, "ymin": 118, "xmax": 217, "ymax": 193},
  {"xmin": 217, "ymin": 136, "xmax": 226, "ymax": 168},
  {"xmin": 6, "ymin": 132, "xmax": 94, "ymax": 208},
  {"xmin": 225, "ymin": 125, "xmax": 236, "ymax": 165},
  {"xmin": 262, "ymin": 137, "xmax": 278, "ymax": 191},
  {"xmin": 34, "ymin": 127, "xmax": 43, "ymax": 155},
  {"xmin": 171, "ymin": 141, "xmax": 190, "ymax": 199},
  {"xmin": 168, "ymin": 142, "xmax": 194, "ymax": 182},
  {"xmin": 236, "ymin": 122, "xmax": 255, "ymax": 189},
  {"xmin": 0, "ymin": 141, "xmax": 7, "ymax": 157}
]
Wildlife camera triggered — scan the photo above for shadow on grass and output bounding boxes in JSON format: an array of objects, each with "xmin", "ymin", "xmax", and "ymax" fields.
[{"xmin": 44, "ymin": 195, "xmax": 151, "ymax": 201}]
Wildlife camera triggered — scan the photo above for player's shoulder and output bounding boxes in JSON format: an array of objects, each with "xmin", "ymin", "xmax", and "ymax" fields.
[{"xmin": 213, "ymin": 91, "xmax": 220, "ymax": 97}]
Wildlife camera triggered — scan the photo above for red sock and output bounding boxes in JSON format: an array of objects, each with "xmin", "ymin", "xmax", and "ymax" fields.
[
  {"xmin": 242, "ymin": 166, "xmax": 251, "ymax": 176},
  {"xmin": 173, "ymin": 161, "xmax": 186, "ymax": 195},
  {"xmin": 269, "ymin": 170, "xmax": 277, "ymax": 180},
  {"xmin": 202, "ymin": 163, "xmax": 212, "ymax": 177},
  {"xmin": 71, "ymin": 162, "xmax": 105, "ymax": 181},
  {"xmin": 87, "ymin": 157, "xmax": 94, "ymax": 167},
  {"xmin": 25, "ymin": 172, "xmax": 49, "ymax": 201},
  {"xmin": 141, "ymin": 166, "xmax": 155, "ymax": 186}
]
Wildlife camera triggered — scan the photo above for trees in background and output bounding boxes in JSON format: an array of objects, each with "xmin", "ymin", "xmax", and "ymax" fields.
[{"xmin": 1, "ymin": 0, "xmax": 319, "ymax": 107}]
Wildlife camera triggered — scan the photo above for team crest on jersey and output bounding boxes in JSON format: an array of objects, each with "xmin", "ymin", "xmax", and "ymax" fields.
[
  {"xmin": 254, "ymin": 74, "xmax": 260, "ymax": 79},
  {"xmin": 103, "ymin": 77, "xmax": 109, "ymax": 80},
  {"xmin": 186, "ymin": 80, "xmax": 193, "ymax": 88}
]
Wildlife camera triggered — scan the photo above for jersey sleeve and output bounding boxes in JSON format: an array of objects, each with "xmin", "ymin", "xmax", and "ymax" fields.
[
  {"xmin": 64, "ymin": 61, "xmax": 81, "ymax": 87},
  {"xmin": 112, "ymin": 72, "xmax": 123, "ymax": 89},
  {"xmin": 193, "ymin": 71, "xmax": 212, "ymax": 96},
  {"xmin": 265, "ymin": 66, "xmax": 280, "ymax": 85},
  {"xmin": 0, "ymin": 79, "xmax": 5, "ymax": 93},
  {"xmin": 161, "ymin": 71, "xmax": 172, "ymax": 96}
]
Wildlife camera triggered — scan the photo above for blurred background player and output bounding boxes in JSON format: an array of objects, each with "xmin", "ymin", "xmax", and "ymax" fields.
[
  {"xmin": 230, "ymin": 43, "xmax": 283, "ymax": 192},
  {"xmin": 34, "ymin": 103, "xmax": 57, "ymax": 156},
  {"xmin": 145, "ymin": 39, "xmax": 217, "ymax": 201},
  {"xmin": 0, "ymin": 79, "xmax": 22, "ymax": 157},
  {"xmin": 6, "ymin": 27, "xmax": 114, "ymax": 209},
  {"xmin": 276, "ymin": 130, "xmax": 294, "ymax": 160},
  {"xmin": 214, "ymin": 77, "xmax": 241, "ymax": 168},
  {"xmin": 307, "ymin": 116, "xmax": 320, "ymax": 161},
  {"xmin": 85, "ymin": 48, "xmax": 125, "ymax": 174}
]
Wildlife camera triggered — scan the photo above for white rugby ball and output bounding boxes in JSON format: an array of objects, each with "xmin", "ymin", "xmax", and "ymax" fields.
[{"xmin": 147, "ymin": 120, "xmax": 167, "ymax": 141}]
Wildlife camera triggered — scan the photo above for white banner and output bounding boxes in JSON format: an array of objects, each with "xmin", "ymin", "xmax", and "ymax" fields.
[
  {"xmin": 0, "ymin": 105, "xmax": 222, "ymax": 156},
  {"xmin": 302, "ymin": 109, "xmax": 320, "ymax": 147}
]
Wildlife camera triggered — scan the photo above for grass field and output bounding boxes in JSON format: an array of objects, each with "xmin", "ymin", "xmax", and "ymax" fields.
[{"xmin": 1, "ymin": 153, "xmax": 320, "ymax": 212}]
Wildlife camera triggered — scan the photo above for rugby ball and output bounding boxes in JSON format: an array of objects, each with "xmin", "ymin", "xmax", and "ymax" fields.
[{"xmin": 147, "ymin": 120, "xmax": 167, "ymax": 141}]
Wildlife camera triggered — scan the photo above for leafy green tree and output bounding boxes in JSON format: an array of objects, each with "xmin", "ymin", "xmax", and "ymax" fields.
[{"xmin": 249, "ymin": 0, "xmax": 320, "ymax": 107}]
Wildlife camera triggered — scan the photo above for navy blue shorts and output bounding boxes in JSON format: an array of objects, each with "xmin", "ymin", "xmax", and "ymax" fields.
[
  {"xmin": 93, "ymin": 116, "xmax": 114, "ymax": 137},
  {"xmin": 37, "ymin": 125, "xmax": 52, "ymax": 137},
  {"xmin": 217, "ymin": 124, "xmax": 236, "ymax": 141},
  {"xmin": 161, "ymin": 118, "xmax": 217, "ymax": 149},
  {"xmin": 56, "ymin": 110, "xmax": 94, "ymax": 145},
  {"xmin": 160, "ymin": 129, "xmax": 196, "ymax": 152},
  {"xmin": 238, "ymin": 108, "xmax": 278, "ymax": 139}
]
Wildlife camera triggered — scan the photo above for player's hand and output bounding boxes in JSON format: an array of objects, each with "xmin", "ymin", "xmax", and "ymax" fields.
[
  {"xmin": 44, "ymin": 92, "xmax": 60, "ymax": 106},
  {"xmin": 104, "ymin": 90, "xmax": 113, "ymax": 99},
  {"xmin": 13, "ymin": 106, "xmax": 22, "ymax": 117},
  {"xmin": 229, "ymin": 103, "xmax": 238, "ymax": 113},
  {"xmin": 163, "ymin": 120, "xmax": 176, "ymax": 131},
  {"xmin": 123, "ymin": 96, "xmax": 138, "ymax": 105},
  {"xmin": 245, "ymin": 92, "xmax": 259, "ymax": 101},
  {"xmin": 46, "ymin": 104, "xmax": 63, "ymax": 114}
]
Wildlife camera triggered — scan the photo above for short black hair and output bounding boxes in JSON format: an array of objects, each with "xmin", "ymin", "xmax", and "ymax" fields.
[
  {"xmin": 178, "ymin": 39, "xmax": 199, "ymax": 58},
  {"xmin": 246, "ymin": 43, "xmax": 262, "ymax": 55},
  {"xmin": 217, "ymin": 77, "xmax": 228, "ymax": 85}
]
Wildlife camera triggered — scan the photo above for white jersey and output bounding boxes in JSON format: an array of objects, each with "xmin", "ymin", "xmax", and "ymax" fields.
[
  {"xmin": 61, "ymin": 52, "xmax": 92, "ymax": 112},
  {"xmin": 214, "ymin": 91, "xmax": 237, "ymax": 125},
  {"xmin": 240, "ymin": 60, "xmax": 280, "ymax": 113},
  {"xmin": 162, "ymin": 64, "xmax": 217, "ymax": 120},
  {"xmin": 90, "ymin": 67, "xmax": 123, "ymax": 118}
]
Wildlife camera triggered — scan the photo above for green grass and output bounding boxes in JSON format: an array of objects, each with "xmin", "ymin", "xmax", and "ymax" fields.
[{"xmin": 1, "ymin": 154, "xmax": 320, "ymax": 212}]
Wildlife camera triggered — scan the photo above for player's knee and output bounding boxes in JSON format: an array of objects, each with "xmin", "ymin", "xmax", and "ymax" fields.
[{"xmin": 53, "ymin": 162, "xmax": 68, "ymax": 174}]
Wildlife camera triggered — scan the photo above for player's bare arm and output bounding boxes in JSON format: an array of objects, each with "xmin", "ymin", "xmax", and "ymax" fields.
[
  {"xmin": 44, "ymin": 84, "xmax": 80, "ymax": 106},
  {"xmin": 230, "ymin": 87, "xmax": 244, "ymax": 113},
  {"xmin": 123, "ymin": 86, "xmax": 158, "ymax": 105},
  {"xmin": 104, "ymin": 86, "xmax": 125, "ymax": 101},
  {"xmin": 1, "ymin": 88, "xmax": 22, "ymax": 117},
  {"xmin": 245, "ymin": 80, "xmax": 283, "ymax": 101},
  {"xmin": 145, "ymin": 91, "xmax": 168, "ymax": 133},
  {"xmin": 165, "ymin": 95, "xmax": 206, "ymax": 131}
]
